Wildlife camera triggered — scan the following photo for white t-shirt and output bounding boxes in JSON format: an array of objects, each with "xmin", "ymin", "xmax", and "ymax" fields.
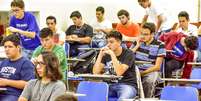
[
  {"xmin": 90, "ymin": 19, "xmax": 112, "ymax": 38},
  {"xmin": 145, "ymin": 3, "xmax": 172, "ymax": 31},
  {"xmin": 177, "ymin": 24, "xmax": 198, "ymax": 36}
]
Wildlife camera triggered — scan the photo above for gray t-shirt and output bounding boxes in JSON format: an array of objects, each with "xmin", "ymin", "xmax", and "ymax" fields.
[{"xmin": 20, "ymin": 79, "xmax": 66, "ymax": 101}]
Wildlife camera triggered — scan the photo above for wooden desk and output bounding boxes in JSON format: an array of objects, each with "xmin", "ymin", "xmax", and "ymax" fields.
[
  {"xmin": 161, "ymin": 78, "xmax": 201, "ymax": 84},
  {"xmin": 187, "ymin": 62, "xmax": 201, "ymax": 66},
  {"xmin": 67, "ymin": 58, "xmax": 85, "ymax": 62},
  {"xmin": 71, "ymin": 74, "xmax": 123, "ymax": 81},
  {"xmin": 135, "ymin": 61, "xmax": 152, "ymax": 64},
  {"xmin": 78, "ymin": 48, "xmax": 100, "ymax": 51}
]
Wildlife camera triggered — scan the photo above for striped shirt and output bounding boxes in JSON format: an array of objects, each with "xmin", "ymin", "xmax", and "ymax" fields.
[{"xmin": 135, "ymin": 39, "xmax": 166, "ymax": 70}]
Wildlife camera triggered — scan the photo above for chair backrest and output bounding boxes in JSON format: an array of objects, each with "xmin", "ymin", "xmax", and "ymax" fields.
[
  {"xmin": 77, "ymin": 81, "xmax": 109, "ymax": 101},
  {"xmin": 135, "ymin": 66, "xmax": 145, "ymax": 98},
  {"xmin": 160, "ymin": 86, "xmax": 199, "ymax": 101},
  {"xmin": 190, "ymin": 68, "xmax": 201, "ymax": 89}
]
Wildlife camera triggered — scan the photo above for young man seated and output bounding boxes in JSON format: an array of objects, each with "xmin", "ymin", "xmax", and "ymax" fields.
[
  {"xmin": 93, "ymin": 30, "xmax": 137, "ymax": 100},
  {"xmin": 0, "ymin": 34, "xmax": 35, "ymax": 101},
  {"xmin": 132, "ymin": 22, "xmax": 166, "ymax": 98},
  {"xmin": 65, "ymin": 11, "xmax": 93, "ymax": 57}
]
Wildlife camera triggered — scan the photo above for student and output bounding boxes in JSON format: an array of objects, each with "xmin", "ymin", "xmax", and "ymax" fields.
[
  {"xmin": 138, "ymin": 0, "xmax": 171, "ymax": 38},
  {"xmin": 159, "ymin": 32, "xmax": 198, "ymax": 78},
  {"xmin": 90, "ymin": 6, "xmax": 112, "ymax": 48},
  {"xmin": 54, "ymin": 92, "xmax": 78, "ymax": 101},
  {"xmin": 0, "ymin": 34, "xmax": 35, "ymax": 101},
  {"xmin": 116, "ymin": 9, "xmax": 140, "ymax": 49},
  {"xmin": 93, "ymin": 30, "xmax": 137, "ymax": 100},
  {"xmin": 176, "ymin": 11, "xmax": 198, "ymax": 36},
  {"xmin": 65, "ymin": 11, "xmax": 93, "ymax": 57},
  {"xmin": 8, "ymin": 0, "xmax": 41, "ymax": 58},
  {"xmin": 132, "ymin": 22, "xmax": 165, "ymax": 97},
  {"xmin": 18, "ymin": 51, "xmax": 66, "ymax": 101},
  {"xmin": 46, "ymin": 16, "xmax": 66, "ymax": 46},
  {"xmin": 32, "ymin": 28, "xmax": 67, "ymax": 79}
]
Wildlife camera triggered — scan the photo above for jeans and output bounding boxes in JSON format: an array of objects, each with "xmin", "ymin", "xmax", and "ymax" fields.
[
  {"xmin": 0, "ymin": 94, "xmax": 18, "ymax": 101},
  {"xmin": 165, "ymin": 58, "xmax": 184, "ymax": 78},
  {"xmin": 141, "ymin": 71, "xmax": 159, "ymax": 98},
  {"xmin": 91, "ymin": 38, "xmax": 106, "ymax": 48},
  {"xmin": 109, "ymin": 83, "xmax": 137, "ymax": 101}
]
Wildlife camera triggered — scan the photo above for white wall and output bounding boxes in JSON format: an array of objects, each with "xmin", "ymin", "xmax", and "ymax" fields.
[{"xmin": 0, "ymin": 0, "xmax": 199, "ymax": 31}]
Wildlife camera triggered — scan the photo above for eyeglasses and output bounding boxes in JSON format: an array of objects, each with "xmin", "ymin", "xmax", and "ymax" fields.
[
  {"xmin": 10, "ymin": 9, "xmax": 20, "ymax": 13},
  {"xmin": 34, "ymin": 61, "xmax": 46, "ymax": 67},
  {"xmin": 140, "ymin": 33, "xmax": 151, "ymax": 36}
]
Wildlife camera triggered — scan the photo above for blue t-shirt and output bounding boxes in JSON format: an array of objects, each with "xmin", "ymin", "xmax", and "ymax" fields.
[
  {"xmin": 0, "ymin": 57, "xmax": 35, "ymax": 97},
  {"xmin": 9, "ymin": 12, "xmax": 41, "ymax": 50},
  {"xmin": 172, "ymin": 41, "xmax": 185, "ymax": 58}
]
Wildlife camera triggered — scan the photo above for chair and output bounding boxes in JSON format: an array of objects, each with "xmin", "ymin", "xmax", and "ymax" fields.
[
  {"xmin": 160, "ymin": 86, "xmax": 199, "ymax": 101},
  {"xmin": 190, "ymin": 68, "xmax": 201, "ymax": 89},
  {"xmin": 77, "ymin": 81, "xmax": 109, "ymax": 101}
]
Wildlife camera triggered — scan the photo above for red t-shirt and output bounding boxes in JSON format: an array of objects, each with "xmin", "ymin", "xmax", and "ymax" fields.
[{"xmin": 116, "ymin": 22, "xmax": 140, "ymax": 37}]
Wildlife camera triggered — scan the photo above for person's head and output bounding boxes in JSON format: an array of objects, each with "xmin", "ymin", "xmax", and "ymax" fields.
[
  {"xmin": 55, "ymin": 92, "xmax": 78, "ymax": 101},
  {"xmin": 35, "ymin": 51, "xmax": 63, "ymax": 81},
  {"xmin": 96, "ymin": 6, "xmax": 105, "ymax": 21},
  {"xmin": 106, "ymin": 30, "xmax": 122, "ymax": 51},
  {"xmin": 70, "ymin": 11, "xmax": 82, "ymax": 26},
  {"xmin": 138, "ymin": 0, "xmax": 150, "ymax": 9},
  {"xmin": 46, "ymin": 16, "xmax": 57, "ymax": 31},
  {"xmin": 117, "ymin": 9, "xmax": 130, "ymax": 25},
  {"xmin": 178, "ymin": 11, "xmax": 190, "ymax": 29},
  {"xmin": 39, "ymin": 28, "xmax": 54, "ymax": 50},
  {"xmin": 140, "ymin": 22, "xmax": 156, "ymax": 43},
  {"xmin": 184, "ymin": 36, "xmax": 198, "ymax": 50},
  {"xmin": 10, "ymin": 0, "xmax": 25, "ymax": 19},
  {"xmin": 2, "ymin": 34, "xmax": 21, "ymax": 59}
]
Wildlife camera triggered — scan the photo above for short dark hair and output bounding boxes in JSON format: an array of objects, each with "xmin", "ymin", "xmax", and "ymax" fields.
[
  {"xmin": 142, "ymin": 22, "xmax": 156, "ymax": 34},
  {"xmin": 46, "ymin": 15, "xmax": 57, "ymax": 24},
  {"xmin": 117, "ymin": 9, "xmax": 129, "ymax": 18},
  {"xmin": 178, "ymin": 11, "xmax": 189, "ymax": 20},
  {"xmin": 96, "ymin": 6, "xmax": 104, "ymax": 14},
  {"xmin": 184, "ymin": 36, "xmax": 198, "ymax": 50},
  {"xmin": 39, "ymin": 27, "xmax": 53, "ymax": 38},
  {"xmin": 55, "ymin": 92, "xmax": 78, "ymax": 101},
  {"xmin": 70, "ymin": 11, "xmax": 82, "ymax": 19},
  {"xmin": 2, "ymin": 34, "xmax": 20, "ymax": 47},
  {"xmin": 11, "ymin": 0, "xmax": 24, "ymax": 9},
  {"xmin": 138, "ymin": 0, "xmax": 148, "ymax": 2},
  {"xmin": 106, "ymin": 30, "xmax": 122, "ymax": 41},
  {"xmin": 35, "ymin": 51, "xmax": 63, "ymax": 81}
]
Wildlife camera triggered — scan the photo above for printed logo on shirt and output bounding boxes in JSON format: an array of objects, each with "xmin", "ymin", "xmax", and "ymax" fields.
[
  {"xmin": 16, "ymin": 24, "xmax": 28, "ymax": 28},
  {"xmin": 0, "ymin": 66, "xmax": 16, "ymax": 78},
  {"xmin": 104, "ymin": 61, "xmax": 121, "ymax": 75}
]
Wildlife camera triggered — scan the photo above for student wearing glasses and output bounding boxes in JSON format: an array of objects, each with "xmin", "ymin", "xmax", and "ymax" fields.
[
  {"xmin": 18, "ymin": 51, "xmax": 66, "ymax": 101},
  {"xmin": 132, "ymin": 22, "xmax": 166, "ymax": 98},
  {"xmin": 7, "ymin": 0, "xmax": 41, "ymax": 59}
]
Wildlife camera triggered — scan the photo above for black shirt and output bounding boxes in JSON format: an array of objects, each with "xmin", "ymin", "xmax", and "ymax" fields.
[
  {"xmin": 101, "ymin": 48, "xmax": 137, "ymax": 88},
  {"xmin": 65, "ymin": 23, "xmax": 93, "ymax": 45}
]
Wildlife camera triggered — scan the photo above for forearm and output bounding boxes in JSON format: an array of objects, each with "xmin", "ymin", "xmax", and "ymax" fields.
[
  {"xmin": 131, "ymin": 45, "xmax": 140, "ymax": 53},
  {"xmin": 77, "ymin": 37, "xmax": 91, "ymax": 44},
  {"xmin": 18, "ymin": 97, "xmax": 28, "ymax": 101},
  {"xmin": 142, "ymin": 65, "xmax": 160, "ymax": 75},
  {"xmin": 93, "ymin": 54, "xmax": 103, "ymax": 74},
  {"xmin": 18, "ymin": 30, "xmax": 36, "ymax": 38},
  {"xmin": 7, "ymin": 80, "xmax": 27, "ymax": 89},
  {"xmin": 110, "ymin": 54, "xmax": 125, "ymax": 76}
]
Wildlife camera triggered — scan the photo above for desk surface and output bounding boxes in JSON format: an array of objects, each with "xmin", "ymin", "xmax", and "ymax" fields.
[
  {"xmin": 188, "ymin": 62, "xmax": 201, "ymax": 66},
  {"xmin": 67, "ymin": 58, "xmax": 85, "ymax": 62},
  {"xmin": 78, "ymin": 48, "xmax": 100, "ymax": 50},
  {"xmin": 161, "ymin": 78, "xmax": 201, "ymax": 84},
  {"xmin": 135, "ymin": 61, "xmax": 152, "ymax": 64},
  {"xmin": 70, "ymin": 74, "xmax": 123, "ymax": 81}
]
